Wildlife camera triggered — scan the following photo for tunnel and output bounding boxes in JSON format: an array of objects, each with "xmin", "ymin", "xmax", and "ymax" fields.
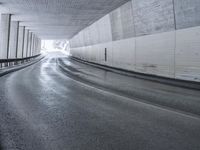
[{"xmin": 0, "ymin": 0, "xmax": 200, "ymax": 150}]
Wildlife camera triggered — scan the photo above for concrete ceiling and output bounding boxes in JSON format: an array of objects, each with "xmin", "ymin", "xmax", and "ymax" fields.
[{"xmin": 0, "ymin": 0, "xmax": 129, "ymax": 39}]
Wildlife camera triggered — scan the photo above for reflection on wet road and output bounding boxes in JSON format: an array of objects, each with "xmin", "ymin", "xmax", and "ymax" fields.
[{"xmin": 0, "ymin": 52, "xmax": 200, "ymax": 150}]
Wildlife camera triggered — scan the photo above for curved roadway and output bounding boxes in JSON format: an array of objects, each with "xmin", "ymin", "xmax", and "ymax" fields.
[{"xmin": 0, "ymin": 52, "xmax": 200, "ymax": 150}]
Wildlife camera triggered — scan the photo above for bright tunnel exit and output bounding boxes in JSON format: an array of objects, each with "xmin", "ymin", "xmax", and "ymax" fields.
[{"xmin": 41, "ymin": 40, "xmax": 70, "ymax": 55}]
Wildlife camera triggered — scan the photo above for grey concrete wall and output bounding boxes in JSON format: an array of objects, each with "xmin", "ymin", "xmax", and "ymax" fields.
[
  {"xmin": 110, "ymin": 8, "xmax": 124, "ymax": 41},
  {"xmin": 70, "ymin": 0, "xmax": 176, "ymax": 47},
  {"xmin": 17, "ymin": 26, "xmax": 25, "ymax": 58},
  {"xmin": 174, "ymin": 0, "xmax": 200, "ymax": 29},
  {"xmin": 9, "ymin": 21, "xmax": 19, "ymax": 58},
  {"xmin": 110, "ymin": 1, "xmax": 135, "ymax": 40},
  {"xmin": 70, "ymin": 15, "xmax": 112, "ymax": 48},
  {"xmin": 70, "ymin": 0, "xmax": 200, "ymax": 82},
  {"xmin": 132, "ymin": 0, "xmax": 175, "ymax": 36},
  {"xmin": 0, "ymin": 14, "xmax": 11, "ymax": 59}
]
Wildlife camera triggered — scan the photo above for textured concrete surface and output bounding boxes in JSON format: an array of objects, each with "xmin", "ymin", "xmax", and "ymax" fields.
[
  {"xmin": 70, "ymin": 0, "xmax": 200, "ymax": 82},
  {"xmin": 8, "ymin": 21, "xmax": 19, "ymax": 58},
  {"xmin": 23, "ymin": 29, "xmax": 29, "ymax": 57},
  {"xmin": 17, "ymin": 26, "xmax": 25, "ymax": 58},
  {"xmin": 132, "ymin": 0, "xmax": 175, "ymax": 36},
  {"xmin": 0, "ymin": 52, "xmax": 200, "ymax": 150},
  {"xmin": 0, "ymin": 14, "xmax": 11, "ymax": 59},
  {"xmin": 70, "ymin": 27, "xmax": 200, "ymax": 81},
  {"xmin": 30, "ymin": 34, "xmax": 34, "ymax": 56},
  {"xmin": 27, "ymin": 32, "xmax": 32, "ymax": 57},
  {"xmin": 135, "ymin": 31, "xmax": 175, "ymax": 77},
  {"xmin": 176, "ymin": 26, "xmax": 200, "ymax": 80},
  {"xmin": 174, "ymin": 0, "xmax": 200, "ymax": 29},
  {"xmin": 110, "ymin": 1, "xmax": 135, "ymax": 41}
]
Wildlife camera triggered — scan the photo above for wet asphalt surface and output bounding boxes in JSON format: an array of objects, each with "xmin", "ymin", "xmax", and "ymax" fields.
[{"xmin": 0, "ymin": 52, "xmax": 200, "ymax": 150}]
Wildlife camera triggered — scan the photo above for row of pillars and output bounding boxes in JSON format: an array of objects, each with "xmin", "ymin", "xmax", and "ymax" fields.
[{"xmin": 0, "ymin": 14, "xmax": 41, "ymax": 59}]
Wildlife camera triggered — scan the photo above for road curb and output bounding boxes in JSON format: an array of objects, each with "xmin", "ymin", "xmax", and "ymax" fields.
[
  {"xmin": 71, "ymin": 56, "xmax": 200, "ymax": 91},
  {"xmin": 0, "ymin": 55, "xmax": 45, "ymax": 77}
]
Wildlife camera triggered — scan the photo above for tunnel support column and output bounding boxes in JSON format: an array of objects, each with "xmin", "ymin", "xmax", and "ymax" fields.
[
  {"xmin": 38, "ymin": 38, "xmax": 41, "ymax": 54},
  {"xmin": 35, "ymin": 36, "xmax": 37, "ymax": 55},
  {"xmin": 31, "ymin": 34, "xmax": 35, "ymax": 56},
  {"xmin": 17, "ymin": 26, "xmax": 25, "ymax": 58},
  {"xmin": 9, "ymin": 21, "xmax": 19, "ymax": 59},
  {"xmin": 23, "ymin": 29, "xmax": 29, "ymax": 57},
  {"xmin": 32, "ymin": 34, "xmax": 35, "ymax": 56},
  {"xmin": 27, "ymin": 31, "xmax": 32, "ymax": 57},
  {"xmin": 0, "ymin": 14, "xmax": 11, "ymax": 59},
  {"xmin": 35, "ymin": 37, "xmax": 38, "ymax": 55}
]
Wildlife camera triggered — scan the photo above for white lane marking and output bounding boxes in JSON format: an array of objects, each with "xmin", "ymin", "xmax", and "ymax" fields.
[{"xmin": 57, "ymin": 62, "xmax": 200, "ymax": 120}]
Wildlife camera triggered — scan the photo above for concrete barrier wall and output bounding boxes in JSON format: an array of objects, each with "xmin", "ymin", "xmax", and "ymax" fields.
[{"xmin": 69, "ymin": 0, "xmax": 200, "ymax": 82}]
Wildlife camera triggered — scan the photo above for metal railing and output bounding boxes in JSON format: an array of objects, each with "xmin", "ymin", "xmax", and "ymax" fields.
[{"xmin": 0, "ymin": 54, "xmax": 41, "ymax": 68}]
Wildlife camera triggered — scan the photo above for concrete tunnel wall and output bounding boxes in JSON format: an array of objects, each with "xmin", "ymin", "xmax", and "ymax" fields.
[{"xmin": 69, "ymin": 0, "xmax": 200, "ymax": 82}]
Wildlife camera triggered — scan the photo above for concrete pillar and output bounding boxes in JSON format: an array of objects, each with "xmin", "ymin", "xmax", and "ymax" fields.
[
  {"xmin": 34, "ymin": 36, "xmax": 37, "ymax": 55},
  {"xmin": 32, "ymin": 35, "xmax": 34, "ymax": 56},
  {"xmin": 23, "ymin": 29, "xmax": 29, "ymax": 57},
  {"xmin": 37, "ymin": 38, "xmax": 41, "ymax": 54},
  {"xmin": 27, "ymin": 31, "xmax": 32, "ymax": 57},
  {"xmin": 0, "ymin": 14, "xmax": 11, "ymax": 59},
  {"xmin": 17, "ymin": 26, "xmax": 25, "ymax": 58},
  {"xmin": 33, "ymin": 35, "xmax": 37, "ymax": 55},
  {"xmin": 31, "ymin": 34, "xmax": 35, "ymax": 56},
  {"xmin": 35, "ymin": 37, "xmax": 38, "ymax": 55},
  {"xmin": 9, "ymin": 21, "xmax": 19, "ymax": 58},
  {"xmin": 34, "ymin": 36, "xmax": 40, "ymax": 55}
]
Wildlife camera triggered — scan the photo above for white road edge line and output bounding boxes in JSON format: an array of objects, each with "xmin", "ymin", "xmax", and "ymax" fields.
[{"xmin": 57, "ymin": 63, "xmax": 200, "ymax": 120}]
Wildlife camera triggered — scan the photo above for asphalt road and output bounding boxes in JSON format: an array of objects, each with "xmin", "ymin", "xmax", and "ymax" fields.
[{"xmin": 0, "ymin": 52, "xmax": 200, "ymax": 150}]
